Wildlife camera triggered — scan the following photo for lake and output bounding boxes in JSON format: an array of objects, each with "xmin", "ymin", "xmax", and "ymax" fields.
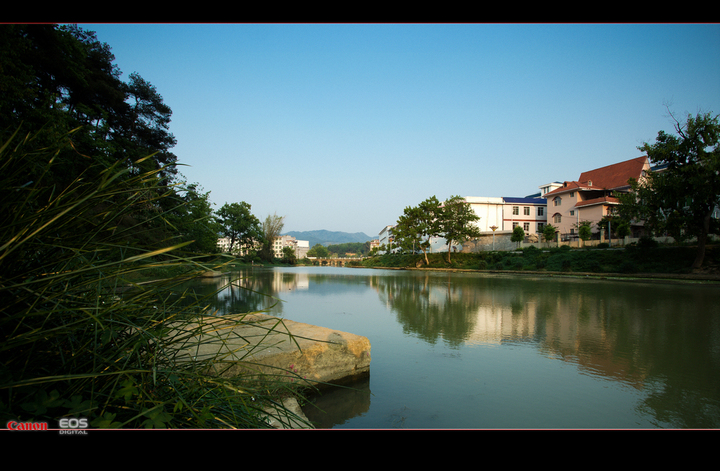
[{"xmin": 177, "ymin": 266, "xmax": 720, "ymax": 429}]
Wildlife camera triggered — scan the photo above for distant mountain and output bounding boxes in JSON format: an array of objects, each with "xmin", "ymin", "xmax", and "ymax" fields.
[{"xmin": 283, "ymin": 230, "xmax": 375, "ymax": 247}]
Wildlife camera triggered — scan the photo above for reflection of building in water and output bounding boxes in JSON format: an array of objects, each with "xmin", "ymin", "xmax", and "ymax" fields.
[
  {"xmin": 372, "ymin": 275, "xmax": 648, "ymax": 388},
  {"xmin": 269, "ymin": 270, "xmax": 309, "ymax": 292}
]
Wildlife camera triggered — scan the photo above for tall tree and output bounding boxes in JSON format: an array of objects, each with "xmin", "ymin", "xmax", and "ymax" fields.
[
  {"xmin": 0, "ymin": 24, "xmax": 177, "ymax": 186},
  {"xmin": 437, "ymin": 195, "xmax": 481, "ymax": 263},
  {"xmin": 167, "ymin": 182, "xmax": 219, "ymax": 254},
  {"xmin": 393, "ymin": 196, "xmax": 441, "ymax": 265},
  {"xmin": 216, "ymin": 202, "xmax": 262, "ymax": 255},
  {"xmin": 618, "ymin": 111, "xmax": 720, "ymax": 269},
  {"xmin": 259, "ymin": 213, "xmax": 285, "ymax": 262}
]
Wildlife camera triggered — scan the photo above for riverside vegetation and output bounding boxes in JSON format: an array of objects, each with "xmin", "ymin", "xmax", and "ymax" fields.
[
  {"xmin": 0, "ymin": 129, "xmax": 314, "ymax": 429},
  {"xmin": 359, "ymin": 241, "xmax": 720, "ymax": 279}
]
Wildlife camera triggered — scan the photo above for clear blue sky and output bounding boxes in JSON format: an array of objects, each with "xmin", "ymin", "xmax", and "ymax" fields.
[{"xmin": 82, "ymin": 23, "xmax": 720, "ymax": 237}]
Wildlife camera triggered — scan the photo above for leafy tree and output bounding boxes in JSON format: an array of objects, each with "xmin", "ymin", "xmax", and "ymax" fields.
[
  {"xmin": 0, "ymin": 24, "xmax": 178, "ymax": 187},
  {"xmin": 511, "ymin": 225, "xmax": 525, "ymax": 248},
  {"xmin": 598, "ymin": 215, "xmax": 631, "ymax": 244},
  {"xmin": 281, "ymin": 246, "xmax": 297, "ymax": 265},
  {"xmin": 167, "ymin": 182, "xmax": 220, "ymax": 254},
  {"xmin": 307, "ymin": 243, "xmax": 329, "ymax": 258},
  {"xmin": 618, "ymin": 111, "xmax": 720, "ymax": 268},
  {"xmin": 577, "ymin": 221, "xmax": 592, "ymax": 246},
  {"xmin": 542, "ymin": 224, "xmax": 557, "ymax": 246},
  {"xmin": 437, "ymin": 195, "xmax": 481, "ymax": 263},
  {"xmin": 393, "ymin": 196, "xmax": 441, "ymax": 265},
  {"xmin": 259, "ymin": 213, "xmax": 285, "ymax": 262},
  {"xmin": 216, "ymin": 202, "xmax": 262, "ymax": 255}
]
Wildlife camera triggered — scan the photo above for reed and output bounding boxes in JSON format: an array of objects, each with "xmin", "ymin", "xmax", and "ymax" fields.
[{"xmin": 0, "ymin": 128, "xmax": 309, "ymax": 428}]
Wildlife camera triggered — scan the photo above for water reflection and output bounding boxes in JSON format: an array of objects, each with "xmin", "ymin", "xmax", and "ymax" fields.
[{"xmin": 176, "ymin": 268, "xmax": 720, "ymax": 428}]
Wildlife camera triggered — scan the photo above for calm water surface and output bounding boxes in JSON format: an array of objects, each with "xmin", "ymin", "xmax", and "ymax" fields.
[{"xmin": 178, "ymin": 266, "xmax": 720, "ymax": 429}]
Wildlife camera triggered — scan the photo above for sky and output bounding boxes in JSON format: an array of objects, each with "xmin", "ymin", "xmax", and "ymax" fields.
[{"xmin": 81, "ymin": 23, "xmax": 720, "ymax": 237}]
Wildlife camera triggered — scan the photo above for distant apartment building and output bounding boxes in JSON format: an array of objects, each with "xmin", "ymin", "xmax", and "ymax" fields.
[
  {"xmin": 378, "ymin": 225, "xmax": 395, "ymax": 253},
  {"xmin": 217, "ymin": 235, "xmax": 308, "ymax": 258},
  {"xmin": 274, "ymin": 235, "xmax": 310, "ymax": 259},
  {"xmin": 217, "ymin": 236, "xmax": 257, "ymax": 256}
]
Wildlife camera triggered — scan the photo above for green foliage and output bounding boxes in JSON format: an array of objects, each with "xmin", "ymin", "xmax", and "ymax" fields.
[
  {"xmin": 361, "ymin": 240, "xmax": 700, "ymax": 275},
  {"xmin": 259, "ymin": 213, "xmax": 285, "ymax": 262},
  {"xmin": 393, "ymin": 196, "xmax": 442, "ymax": 265},
  {"xmin": 511, "ymin": 225, "xmax": 525, "ymax": 244},
  {"xmin": 577, "ymin": 221, "xmax": 592, "ymax": 242},
  {"xmin": 216, "ymin": 202, "xmax": 262, "ymax": 255},
  {"xmin": 437, "ymin": 195, "xmax": 481, "ymax": 263},
  {"xmin": 619, "ymin": 110, "xmax": 720, "ymax": 268},
  {"xmin": 0, "ymin": 131, "xmax": 308, "ymax": 429},
  {"xmin": 324, "ymin": 241, "xmax": 370, "ymax": 257},
  {"xmin": 0, "ymin": 24, "xmax": 178, "ymax": 187},
  {"xmin": 307, "ymin": 244, "xmax": 329, "ymax": 258},
  {"xmin": 281, "ymin": 246, "xmax": 297, "ymax": 265},
  {"xmin": 542, "ymin": 224, "xmax": 557, "ymax": 244}
]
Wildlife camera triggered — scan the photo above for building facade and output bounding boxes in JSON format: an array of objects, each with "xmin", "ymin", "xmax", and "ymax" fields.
[
  {"xmin": 543, "ymin": 156, "xmax": 650, "ymax": 239},
  {"xmin": 502, "ymin": 197, "xmax": 548, "ymax": 235}
]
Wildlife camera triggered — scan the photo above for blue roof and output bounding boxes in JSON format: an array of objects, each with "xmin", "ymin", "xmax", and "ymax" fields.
[{"xmin": 503, "ymin": 197, "xmax": 547, "ymax": 204}]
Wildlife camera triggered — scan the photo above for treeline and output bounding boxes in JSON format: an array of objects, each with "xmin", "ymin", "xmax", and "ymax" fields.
[{"xmin": 307, "ymin": 241, "xmax": 371, "ymax": 258}]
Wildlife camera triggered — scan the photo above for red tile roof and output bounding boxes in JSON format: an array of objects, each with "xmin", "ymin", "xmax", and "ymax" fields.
[{"xmin": 545, "ymin": 156, "xmax": 648, "ymax": 197}]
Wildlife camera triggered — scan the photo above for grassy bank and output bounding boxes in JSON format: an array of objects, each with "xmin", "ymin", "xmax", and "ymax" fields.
[{"xmin": 360, "ymin": 244, "xmax": 720, "ymax": 279}]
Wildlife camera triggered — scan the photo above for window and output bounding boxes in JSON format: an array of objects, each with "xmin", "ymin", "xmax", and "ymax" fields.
[
  {"xmin": 524, "ymin": 207, "xmax": 530, "ymax": 216},
  {"xmin": 512, "ymin": 222, "xmax": 518, "ymax": 228},
  {"xmin": 570, "ymin": 210, "xmax": 575, "ymax": 216},
  {"xmin": 553, "ymin": 214, "xmax": 562, "ymax": 223},
  {"xmin": 512, "ymin": 206, "xmax": 519, "ymax": 215},
  {"xmin": 553, "ymin": 197, "xmax": 562, "ymax": 206},
  {"xmin": 523, "ymin": 222, "xmax": 530, "ymax": 231},
  {"xmin": 538, "ymin": 223, "xmax": 544, "ymax": 232},
  {"xmin": 538, "ymin": 207, "xmax": 544, "ymax": 216}
]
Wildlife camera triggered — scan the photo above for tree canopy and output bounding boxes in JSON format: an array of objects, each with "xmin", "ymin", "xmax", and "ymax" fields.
[
  {"xmin": 618, "ymin": 111, "xmax": 720, "ymax": 268},
  {"xmin": 259, "ymin": 213, "xmax": 285, "ymax": 262},
  {"xmin": 393, "ymin": 196, "xmax": 441, "ymax": 265},
  {"xmin": 0, "ymin": 24, "xmax": 178, "ymax": 187},
  {"xmin": 216, "ymin": 202, "xmax": 262, "ymax": 255},
  {"xmin": 437, "ymin": 195, "xmax": 481, "ymax": 263}
]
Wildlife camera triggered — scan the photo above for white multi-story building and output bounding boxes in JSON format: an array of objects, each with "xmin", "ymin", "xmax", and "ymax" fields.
[
  {"xmin": 378, "ymin": 225, "xmax": 396, "ymax": 253},
  {"xmin": 274, "ymin": 235, "xmax": 310, "ymax": 259},
  {"xmin": 502, "ymin": 197, "xmax": 548, "ymax": 234}
]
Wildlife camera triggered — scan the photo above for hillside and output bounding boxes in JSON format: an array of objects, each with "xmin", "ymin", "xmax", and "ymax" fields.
[{"xmin": 283, "ymin": 230, "xmax": 374, "ymax": 247}]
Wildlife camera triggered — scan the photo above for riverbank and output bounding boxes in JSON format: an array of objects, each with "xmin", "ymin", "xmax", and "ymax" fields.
[{"xmin": 358, "ymin": 245, "xmax": 720, "ymax": 284}]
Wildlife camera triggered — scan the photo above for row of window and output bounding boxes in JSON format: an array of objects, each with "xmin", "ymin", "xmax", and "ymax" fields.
[
  {"xmin": 512, "ymin": 222, "xmax": 546, "ymax": 232},
  {"xmin": 512, "ymin": 206, "xmax": 544, "ymax": 216}
]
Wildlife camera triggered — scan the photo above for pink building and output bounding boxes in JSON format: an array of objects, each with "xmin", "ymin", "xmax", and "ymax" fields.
[{"xmin": 544, "ymin": 156, "xmax": 650, "ymax": 240}]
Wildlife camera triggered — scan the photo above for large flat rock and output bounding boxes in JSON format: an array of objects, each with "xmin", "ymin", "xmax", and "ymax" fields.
[{"xmin": 182, "ymin": 314, "xmax": 371, "ymax": 388}]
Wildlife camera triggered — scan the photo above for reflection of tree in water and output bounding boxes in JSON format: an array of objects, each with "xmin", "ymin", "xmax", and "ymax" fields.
[
  {"xmin": 173, "ymin": 271, "xmax": 282, "ymax": 316},
  {"xmin": 371, "ymin": 272, "xmax": 720, "ymax": 427},
  {"xmin": 176, "ymin": 269, "xmax": 720, "ymax": 427},
  {"xmin": 372, "ymin": 272, "xmax": 486, "ymax": 348}
]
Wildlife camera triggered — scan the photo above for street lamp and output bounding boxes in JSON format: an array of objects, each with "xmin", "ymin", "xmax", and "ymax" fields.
[{"xmin": 490, "ymin": 225, "xmax": 498, "ymax": 251}]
